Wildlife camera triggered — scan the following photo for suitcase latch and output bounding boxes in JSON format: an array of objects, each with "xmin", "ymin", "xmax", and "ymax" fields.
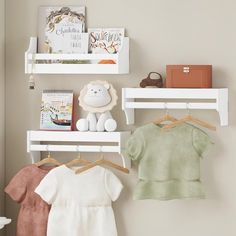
[{"xmin": 183, "ymin": 67, "xmax": 190, "ymax": 73}]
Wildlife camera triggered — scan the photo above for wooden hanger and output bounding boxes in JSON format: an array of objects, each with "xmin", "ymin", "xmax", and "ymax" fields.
[
  {"xmin": 76, "ymin": 154, "xmax": 130, "ymax": 174},
  {"xmin": 66, "ymin": 148, "xmax": 91, "ymax": 167},
  {"xmin": 153, "ymin": 103, "xmax": 178, "ymax": 125},
  {"xmin": 162, "ymin": 103, "xmax": 216, "ymax": 131},
  {"xmin": 35, "ymin": 148, "xmax": 61, "ymax": 167}
]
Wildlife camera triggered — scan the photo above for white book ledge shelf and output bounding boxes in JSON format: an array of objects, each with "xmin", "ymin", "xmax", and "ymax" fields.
[
  {"xmin": 122, "ymin": 88, "xmax": 229, "ymax": 126},
  {"xmin": 27, "ymin": 131, "xmax": 131, "ymax": 168},
  {"xmin": 25, "ymin": 37, "xmax": 129, "ymax": 74}
]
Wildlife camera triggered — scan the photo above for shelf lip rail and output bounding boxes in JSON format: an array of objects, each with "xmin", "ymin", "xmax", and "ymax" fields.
[
  {"xmin": 124, "ymin": 88, "xmax": 226, "ymax": 99},
  {"xmin": 28, "ymin": 131, "xmax": 125, "ymax": 142},
  {"xmin": 125, "ymin": 102, "xmax": 217, "ymax": 110},
  {"xmin": 29, "ymin": 145, "xmax": 120, "ymax": 153},
  {"xmin": 27, "ymin": 53, "xmax": 118, "ymax": 60}
]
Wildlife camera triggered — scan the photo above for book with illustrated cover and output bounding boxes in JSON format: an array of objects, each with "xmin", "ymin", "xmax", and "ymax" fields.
[
  {"xmin": 38, "ymin": 6, "xmax": 87, "ymax": 53},
  {"xmin": 40, "ymin": 90, "xmax": 74, "ymax": 131},
  {"xmin": 88, "ymin": 28, "xmax": 125, "ymax": 54}
]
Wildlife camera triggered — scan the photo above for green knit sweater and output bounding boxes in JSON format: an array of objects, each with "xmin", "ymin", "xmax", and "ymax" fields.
[{"xmin": 126, "ymin": 123, "xmax": 213, "ymax": 200}]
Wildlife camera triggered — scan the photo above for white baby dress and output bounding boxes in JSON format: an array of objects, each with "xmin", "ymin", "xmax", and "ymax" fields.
[{"xmin": 35, "ymin": 165, "xmax": 123, "ymax": 236}]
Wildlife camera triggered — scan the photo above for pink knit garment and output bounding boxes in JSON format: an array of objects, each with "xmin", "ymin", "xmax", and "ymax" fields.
[{"xmin": 5, "ymin": 165, "xmax": 55, "ymax": 236}]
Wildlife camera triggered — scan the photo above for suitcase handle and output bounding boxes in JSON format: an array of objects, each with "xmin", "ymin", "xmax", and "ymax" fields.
[{"xmin": 140, "ymin": 72, "xmax": 163, "ymax": 88}]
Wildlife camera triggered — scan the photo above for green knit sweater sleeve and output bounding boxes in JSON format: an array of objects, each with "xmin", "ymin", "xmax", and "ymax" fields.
[
  {"xmin": 192, "ymin": 127, "xmax": 214, "ymax": 158},
  {"xmin": 126, "ymin": 129, "xmax": 145, "ymax": 162}
]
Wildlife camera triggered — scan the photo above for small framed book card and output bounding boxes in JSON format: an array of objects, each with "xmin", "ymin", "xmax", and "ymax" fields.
[
  {"xmin": 88, "ymin": 28, "xmax": 125, "ymax": 54},
  {"xmin": 38, "ymin": 6, "xmax": 88, "ymax": 53},
  {"xmin": 40, "ymin": 90, "xmax": 74, "ymax": 131}
]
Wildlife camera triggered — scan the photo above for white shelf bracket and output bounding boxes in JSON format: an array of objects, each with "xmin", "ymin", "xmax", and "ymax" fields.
[
  {"xmin": 25, "ymin": 37, "xmax": 37, "ymax": 74},
  {"xmin": 217, "ymin": 88, "xmax": 229, "ymax": 126},
  {"xmin": 27, "ymin": 37, "xmax": 37, "ymax": 53},
  {"xmin": 119, "ymin": 37, "xmax": 130, "ymax": 74},
  {"xmin": 27, "ymin": 131, "xmax": 40, "ymax": 163},
  {"xmin": 122, "ymin": 88, "xmax": 134, "ymax": 125}
]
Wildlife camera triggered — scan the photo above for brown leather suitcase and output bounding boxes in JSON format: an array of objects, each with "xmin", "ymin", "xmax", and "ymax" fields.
[{"xmin": 166, "ymin": 65, "xmax": 212, "ymax": 88}]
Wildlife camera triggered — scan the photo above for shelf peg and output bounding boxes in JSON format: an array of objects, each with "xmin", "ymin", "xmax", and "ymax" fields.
[
  {"xmin": 164, "ymin": 102, "xmax": 168, "ymax": 113},
  {"xmin": 186, "ymin": 102, "xmax": 190, "ymax": 114},
  {"xmin": 46, "ymin": 145, "xmax": 51, "ymax": 158}
]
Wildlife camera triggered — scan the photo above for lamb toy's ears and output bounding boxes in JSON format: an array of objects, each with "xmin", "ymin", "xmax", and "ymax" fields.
[
  {"xmin": 87, "ymin": 84, "xmax": 93, "ymax": 89},
  {"xmin": 87, "ymin": 83, "xmax": 110, "ymax": 90},
  {"xmin": 104, "ymin": 84, "xmax": 110, "ymax": 90}
]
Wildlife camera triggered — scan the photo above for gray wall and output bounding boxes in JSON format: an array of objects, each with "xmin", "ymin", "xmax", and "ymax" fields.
[
  {"xmin": 5, "ymin": 0, "xmax": 236, "ymax": 235},
  {"xmin": 0, "ymin": 0, "xmax": 5, "ymax": 235}
]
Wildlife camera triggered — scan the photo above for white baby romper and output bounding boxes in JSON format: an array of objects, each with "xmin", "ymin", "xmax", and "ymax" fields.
[{"xmin": 35, "ymin": 165, "xmax": 123, "ymax": 236}]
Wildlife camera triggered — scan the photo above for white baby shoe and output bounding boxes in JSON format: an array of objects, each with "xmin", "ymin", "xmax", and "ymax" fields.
[{"xmin": 0, "ymin": 217, "xmax": 11, "ymax": 229}]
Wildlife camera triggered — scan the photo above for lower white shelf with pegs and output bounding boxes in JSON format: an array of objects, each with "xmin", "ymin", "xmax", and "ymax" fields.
[{"xmin": 27, "ymin": 131, "xmax": 131, "ymax": 169}]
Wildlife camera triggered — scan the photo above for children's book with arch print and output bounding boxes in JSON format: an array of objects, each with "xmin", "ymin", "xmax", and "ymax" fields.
[{"xmin": 40, "ymin": 90, "xmax": 74, "ymax": 131}]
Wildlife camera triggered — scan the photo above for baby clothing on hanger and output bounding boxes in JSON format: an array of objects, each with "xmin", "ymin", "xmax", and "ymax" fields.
[
  {"xmin": 126, "ymin": 123, "xmax": 213, "ymax": 200},
  {"xmin": 5, "ymin": 164, "xmax": 54, "ymax": 236},
  {"xmin": 35, "ymin": 165, "xmax": 123, "ymax": 236}
]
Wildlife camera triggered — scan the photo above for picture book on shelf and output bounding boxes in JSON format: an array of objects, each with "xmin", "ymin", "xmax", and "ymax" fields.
[
  {"xmin": 38, "ymin": 6, "xmax": 87, "ymax": 53},
  {"xmin": 88, "ymin": 28, "xmax": 125, "ymax": 54},
  {"xmin": 40, "ymin": 90, "xmax": 74, "ymax": 131}
]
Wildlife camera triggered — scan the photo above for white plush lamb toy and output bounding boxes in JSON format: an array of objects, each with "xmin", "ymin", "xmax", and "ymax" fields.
[{"xmin": 76, "ymin": 80, "xmax": 118, "ymax": 132}]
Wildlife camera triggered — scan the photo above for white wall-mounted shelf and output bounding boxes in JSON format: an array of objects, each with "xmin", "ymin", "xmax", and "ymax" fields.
[
  {"xmin": 27, "ymin": 131, "xmax": 131, "ymax": 168},
  {"xmin": 25, "ymin": 37, "xmax": 129, "ymax": 74},
  {"xmin": 122, "ymin": 88, "xmax": 229, "ymax": 126}
]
